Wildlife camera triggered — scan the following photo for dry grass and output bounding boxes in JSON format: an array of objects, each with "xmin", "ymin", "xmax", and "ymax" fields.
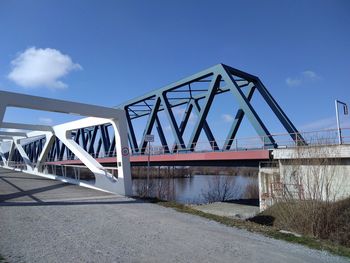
[
  {"xmin": 257, "ymin": 145, "xmax": 350, "ymax": 248},
  {"xmin": 257, "ymin": 197, "xmax": 350, "ymax": 247}
]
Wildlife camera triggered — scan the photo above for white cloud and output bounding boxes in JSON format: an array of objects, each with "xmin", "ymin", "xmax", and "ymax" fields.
[
  {"xmin": 286, "ymin": 77, "xmax": 302, "ymax": 87},
  {"xmin": 8, "ymin": 47, "xmax": 82, "ymax": 89},
  {"xmin": 302, "ymin": 70, "xmax": 319, "ymax": 80},
  {"xmin": 286, "ymin": 70, "xmax": 320, "ymax": 87},
  {"xmin": 39, "ymin": 117, "xmax": 53, "ymax": 125},
  {"xmin": 221, "ymin": 114, "xmax": 234, "ymax": 123}
]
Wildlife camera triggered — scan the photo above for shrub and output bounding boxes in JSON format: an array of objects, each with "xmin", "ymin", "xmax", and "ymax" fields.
[{"xmin": 259, "ymin": 197, "xmax": 350, "ymax": 247}]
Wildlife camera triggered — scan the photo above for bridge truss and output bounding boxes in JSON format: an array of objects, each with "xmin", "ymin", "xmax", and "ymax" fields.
[
  {"xmin": 0, "ymin": 91, "xmax": 132, "ymax": 195},
  {"xmin": 121, "ymin": 63, "xmax": 305, "ymax": 154},
  {"xmin": 2, "ymin": 64, "xmax": 306, "ymax": 165}
]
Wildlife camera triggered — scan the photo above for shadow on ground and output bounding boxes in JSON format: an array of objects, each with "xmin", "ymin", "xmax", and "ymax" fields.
[{"xmin": 0, "ymin": 168, "xmax": 142, "ymax": 207}]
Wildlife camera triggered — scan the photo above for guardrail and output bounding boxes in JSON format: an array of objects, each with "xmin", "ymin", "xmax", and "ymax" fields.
[
  {"xmin": 36, "ymin": 127, "xmax": 350, "ymax": 163},
  {"xmin": 5, "ymin": 161, "xmax": 28, "ymax": 171},
  {"xmin": 41, "ymin": 164, "xmax": 118, "ymax": 180}
]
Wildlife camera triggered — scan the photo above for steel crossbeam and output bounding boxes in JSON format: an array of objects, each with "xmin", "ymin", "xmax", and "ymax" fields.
[
  {"xmin": 118, "ymin": 64, "xmax": 305, "ymax": 154},
  {"xmin": 1, "ymin": 64, "xmax": 305, "ymax": 170}
]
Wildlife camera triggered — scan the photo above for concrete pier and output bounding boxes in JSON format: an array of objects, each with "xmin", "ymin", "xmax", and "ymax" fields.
[{"xmin": 259, "ymin": 145, "xmax": 350, "ymax": 210}]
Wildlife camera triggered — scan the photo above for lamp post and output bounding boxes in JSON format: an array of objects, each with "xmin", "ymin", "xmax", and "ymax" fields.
[
  {"xmin": 335, "ymin": 100, "xmax": 348, "ymax": 145},
  {"xmin": 144, "ymin": 134, "xmax": 154, "ymax": 197}
]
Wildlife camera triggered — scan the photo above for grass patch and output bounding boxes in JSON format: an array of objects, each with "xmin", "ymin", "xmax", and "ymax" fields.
[
  {"xmin": 152, "ymin": 200, "xmax": 350, "ymax": 258},
  {"xmin": 259, "ymin": 198, "xmax": 350, "ymax": 248}
]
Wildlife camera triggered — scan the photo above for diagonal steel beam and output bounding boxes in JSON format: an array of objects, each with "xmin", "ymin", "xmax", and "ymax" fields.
[
  {"xmin": 96, "ymin": 139, "xmax": 102, "ymax": 157},
  {"xmin": 126, "ymin": 82, "xmax": 248, "ymax": 120},
  {"xmin": 125, "ymin": 107, "xmax": 139, "ymax": 153},
  {"xmin": 192, "ymin": 100, "xmax": 219, "ymax": 151},
  {"xmin": 13, "ymin": 138, "xmax": 33, "ymax": 171},
  {"xmin": 161, "ymin": 93, "xmax": 186, "ymax": 150},
  {"xmin": 139, "ymin": 96, "xmax": 162, "ymax": 154},
  {"xmin": 88, "ymin": 126, "xmax": 99, "ymax": 155},
  {"xmin": 81, "ymin": 128, "xmax": 89, "ymax": 151},
  {"xmin": 155, "ymin": 115, "xmax": 169, "ymax": 153},
  {"xmin": 224, "ymin": 84, "xmax": 256, "ymax": 150},
  {"xmin": 254, "ymin": 79, "xmax": 307, "ymax": 145},
  {"xmin": 220, "ymin": 65, "xmax": 276, "ymax": 147},
  {"xmin": 108, "ymin": 135, "xmax": 116, "ymax": 157},
  {"xmin": 187, "ymin": 74, "xmax": 221, "ymax": 150},
  {"xmin": 100, "ymin": 125, "xmax": 111, "ymax": 155},
  {"xmin": 172, "ymin": 103, "xmax": 193, "ymax": 152},
  {"xmin": 35, "ymin": 133, "xmax": 55, "ymax": 172}
]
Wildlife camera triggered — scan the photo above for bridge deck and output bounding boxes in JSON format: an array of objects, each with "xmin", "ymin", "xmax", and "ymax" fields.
[{"xmin": 46, "ymin": 149, "xmax": 271, "ymax": 166}]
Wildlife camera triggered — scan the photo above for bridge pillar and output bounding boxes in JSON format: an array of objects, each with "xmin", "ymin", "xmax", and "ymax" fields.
[{"xmin": 259, "ymin": 145, "xmax": 350, "ymax": 211}]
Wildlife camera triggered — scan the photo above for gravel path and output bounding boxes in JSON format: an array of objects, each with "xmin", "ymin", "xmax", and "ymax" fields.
[{"xmin": 0, "ymin": 168, "xmax": 348, "ymax": 263}]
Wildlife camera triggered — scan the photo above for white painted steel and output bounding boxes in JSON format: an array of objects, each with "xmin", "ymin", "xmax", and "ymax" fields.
[{"xmin": 0, "ymin": 90, "xmax": 132, "ymax": 196}]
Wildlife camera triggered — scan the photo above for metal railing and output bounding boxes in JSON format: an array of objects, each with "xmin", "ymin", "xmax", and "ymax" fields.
[
  {"xmin": 22, "ymin": 127, "xmax": 350, "ymax": 163},
  {"xmin": 132, "ymin": 127, "xmax": 350, "ymax": 155},
  {"xmin": 5, "ymin": 161, "xmax": 28, "ymax": 170}
]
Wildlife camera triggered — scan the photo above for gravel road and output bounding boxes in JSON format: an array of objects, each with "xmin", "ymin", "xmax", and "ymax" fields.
[{"xmin": 0, "ymin": 168, "xmax": 348, "ymax": 263}]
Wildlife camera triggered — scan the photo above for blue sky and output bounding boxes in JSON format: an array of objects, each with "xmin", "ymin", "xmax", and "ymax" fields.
[{"xmin": 0, "ymin": 0, "xmax": 350, "ymax": 146}]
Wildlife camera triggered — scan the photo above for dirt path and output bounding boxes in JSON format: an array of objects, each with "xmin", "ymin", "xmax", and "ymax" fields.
[{"xmin": 0, "ymin": 168, "xmax": 347, "ymax": 263}]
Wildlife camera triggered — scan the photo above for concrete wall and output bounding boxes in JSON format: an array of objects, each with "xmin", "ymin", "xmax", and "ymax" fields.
[
  {"xmin": 259, "ymin": 145, "xmax": 350, "ymax": 211},
  {"xmin": 258, "ymin": 166, "xmax": 280, "ymax": 211},
  {"xmin": 279, "ymin": 159, "xmax": 350, "ymax": 201}
]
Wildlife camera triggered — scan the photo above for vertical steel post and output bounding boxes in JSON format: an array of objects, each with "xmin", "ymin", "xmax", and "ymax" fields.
[
  {"xmin": 335, "ymin": 99, "xmax": 342, "ymax": 145},
  {"xmin": 147, "ymin": 141, "xmax": 151, "ymax": 197}
]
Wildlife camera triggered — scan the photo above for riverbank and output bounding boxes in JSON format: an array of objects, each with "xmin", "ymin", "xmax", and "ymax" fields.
[
  {"xmin": 132, "ymin": 175, "xmax": 258, "ymax": 204},
  {"xmin": 131, "ymin": 166, "xmax": 258, "ymax": 178},
  {"xmin": 190, "ymin": 199, "xmax": 259, "ymax": 219}
]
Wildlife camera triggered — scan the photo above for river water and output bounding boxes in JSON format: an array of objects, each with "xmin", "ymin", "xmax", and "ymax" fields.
[{"xmin": 132, "ymin": 175, "xmax": 257, "ymax": 204}]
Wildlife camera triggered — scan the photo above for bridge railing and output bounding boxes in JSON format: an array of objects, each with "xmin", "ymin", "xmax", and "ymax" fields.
[
  {"xmin": 42, "ymin": 127, "xmax": 350, "ymax": 162},
  {"xmin": 140, "ymin": 127, "xmax": 350, "ymax": 155},
  {"xmin": 142, "ymin": 127, "xmax": 350, "ymax": 155},
  {"xmin": 3, "ymin": 161, "xmax": 28, "ymax": 171}
]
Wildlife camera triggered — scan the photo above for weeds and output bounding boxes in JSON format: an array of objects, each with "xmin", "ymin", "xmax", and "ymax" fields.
[{"xmin": 261, "ymin": 198, "xmax": 350, "ymax": 247}]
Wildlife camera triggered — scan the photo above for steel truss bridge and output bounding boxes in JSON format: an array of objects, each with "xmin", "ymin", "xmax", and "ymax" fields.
[
  {"xmin": 4, "ymin": 64, "xmax": 311, "ymax": 167},
  {"xmin": 5, "ymin": 63, "xmax": 349, "ymax": 169},
  {"xmin": 2, "ymin": 63, "xmax": 349, "ymax": 195}
]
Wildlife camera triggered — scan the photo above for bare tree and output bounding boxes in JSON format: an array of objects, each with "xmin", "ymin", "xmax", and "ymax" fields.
[
  {"xmin": 202, "ymin": 176, "xmax": 240, "ymax": 203},
  {"xmin": 134, "ymin": 176, "xmax": 175, "ymax": 201}
]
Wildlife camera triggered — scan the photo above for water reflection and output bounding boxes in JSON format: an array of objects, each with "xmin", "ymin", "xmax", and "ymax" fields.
[{"xmin": 132, "ymin": 175, "xmax": 257, "ymax": 204}]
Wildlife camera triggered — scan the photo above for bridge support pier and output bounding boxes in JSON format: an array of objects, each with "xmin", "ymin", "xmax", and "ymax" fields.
[{"xmin": 259, "ymin": 145, "xmax": 350, "ymax": 211}]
